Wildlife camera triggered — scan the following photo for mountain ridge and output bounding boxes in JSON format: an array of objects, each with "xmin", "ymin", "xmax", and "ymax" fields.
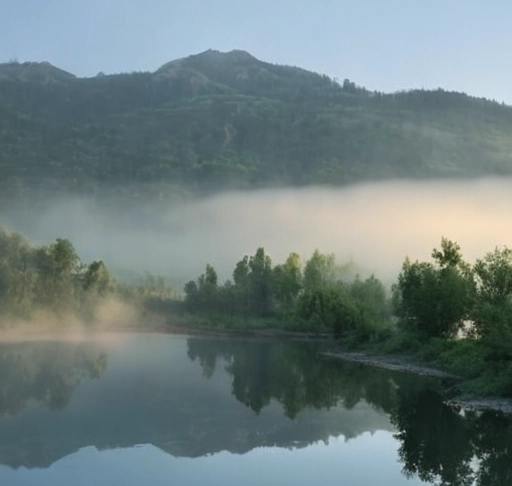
[{"xmin": 0, "ymin": 49, "xmax": 511, "ymax": 203}]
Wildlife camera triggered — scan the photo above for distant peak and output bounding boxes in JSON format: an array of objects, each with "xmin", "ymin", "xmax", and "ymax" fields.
[
  {"xmin": 190, "ymin": 49, "xmax": 259, "ymax": 63},
  {"xmin": 209, "ymin": 49, "xmax": 256, "ymax": 59},
  {"xmin": 0, "ymin": 61, "xmax": 75, "ymax": 83},
  {"xmin": 157, "ymin": 49, "xmax": 261, "ymax": 73}
]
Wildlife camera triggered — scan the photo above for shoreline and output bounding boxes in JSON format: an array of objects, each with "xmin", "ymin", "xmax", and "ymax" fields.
[
  {"xmin": 323, "ymin": 350, "xmax": 512, "ymax": 415},
  {"xmin": 322, "ymin": 350, "xmax": 459, "ymax": 379}
]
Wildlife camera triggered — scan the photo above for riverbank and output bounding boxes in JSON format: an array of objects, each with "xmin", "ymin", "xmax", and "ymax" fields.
[
  {"xmin": 323, "ymin": 351, "xmax": 459, "ymax": 379},
  {"xmin": 323, "ymin": 349, "xmax": 512, "ymax": 415}
]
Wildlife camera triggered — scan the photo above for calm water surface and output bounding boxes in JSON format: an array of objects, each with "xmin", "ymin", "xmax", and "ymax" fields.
[{"xmin": 0, "ymin": 333, "xmax": 510, "ymax": 486}]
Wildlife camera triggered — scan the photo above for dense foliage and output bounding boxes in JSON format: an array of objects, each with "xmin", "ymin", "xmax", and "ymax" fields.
[
  {"xmin": 2, "ymin": 50, "xmax": 512, "ymax": 204},
  {"xmin": 182, "ymin": 238, "xmax": 512, "ymax": 397},
  {"xmin": 393, "ymin": 238, "xmax": 475, "ymax": 338},
  {"xmin": 184, "ymin": 247, "xmax": 391, "ymax": 339},
  {"xmin": 0, "ymin": 226, "xmax": 116, "ymax": 324},
  {"xmin": 393, "ymin": 239, "xmax": 512, "ymax": 348}
]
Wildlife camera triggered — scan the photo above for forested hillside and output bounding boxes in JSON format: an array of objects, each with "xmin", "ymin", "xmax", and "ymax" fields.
[{"xmin": 1, "ymin": 49, "xmax": 512, "ymax": 203}]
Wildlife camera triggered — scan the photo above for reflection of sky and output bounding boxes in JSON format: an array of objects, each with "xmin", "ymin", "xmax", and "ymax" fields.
[{"xmin": 0, "ymin": 432, "xmax": 430, "ymax": 486}]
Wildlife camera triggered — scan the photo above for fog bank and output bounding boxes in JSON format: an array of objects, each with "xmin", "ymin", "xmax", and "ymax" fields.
[{"xmin": 2, "ymin": 178, "xmax": 512, "ymax": 286}]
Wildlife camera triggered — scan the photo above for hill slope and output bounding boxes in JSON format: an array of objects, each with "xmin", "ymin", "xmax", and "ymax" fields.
[{"xmin": 1, "ymin": 50, "xmax": 512, "ymax": 202}]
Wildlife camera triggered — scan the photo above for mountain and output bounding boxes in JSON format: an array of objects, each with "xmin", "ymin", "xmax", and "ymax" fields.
[
  {"xmin": 0, "ymin": 61, "xmax": 75, "ymax": 84},
  {"xmin": 1, "ymin": 49, "xmax": 511, "ymax": 203}
]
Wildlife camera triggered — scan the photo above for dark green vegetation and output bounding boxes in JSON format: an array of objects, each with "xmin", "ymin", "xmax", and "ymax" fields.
[
  {"xmin": 2, "ymin": 50, "xmax": 512, "ymax": 205},
  {"xmin": 183, "ymin": 248, "xmax": 390, "ymax": 341},
  {"xmin": 391, "ymin": 239, "xmax": 512, "ymax": 397},
  {"xmin": 0, "ymin": 225, "xmax": 116, "ymax": 325},
  {"xmin": 182, "ymin": 238, "xmax": 512, "ymax": 398}
]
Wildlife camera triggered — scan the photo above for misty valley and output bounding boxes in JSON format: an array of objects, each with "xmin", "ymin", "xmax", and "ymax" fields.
[
  {"xmin": 2, "ymin": 33, "xmax": 512, "ymax": 486},
  {"xmin": 2, "ymin": 181, "xmax": 512, "ymax": 486},
  {"xmin": 0, "ymin": 334, "xmax": 510, "ymax": 486}
]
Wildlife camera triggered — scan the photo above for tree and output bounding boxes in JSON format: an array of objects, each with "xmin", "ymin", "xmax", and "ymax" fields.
[
  {"xmin": 350, "ymin": 274, "xmax": 390, "ymax": 324},
  {"xmin": 0, "ymin": 228, "xmax": 37, "ymax": 316},
  {"xmin": 393, "ymin": 239, "xmax": 474, "ymax": 338},
  {"xmin": 298, "ymin": 284, "xmax": 364, "ymax": 336},
  {"xmin": 32, "ymin": 238, "xmax": 82, "ymax": 312},
  {"xmin": 233, "ymin": 255, "xmax": 250, "ymax": 286},
  {"xmin": 431, "ymin": 238, "xmax": 464, "ymax": 268},
  {"xmin": 303, "ymin": 250, "xmax": 337, "ymax": 292},
  {"xmin": 184, "ymin": 280, "xmax": 199, "ymax": 310},
  {"xmin": 82, "ymin": 261, "xmax": 116, "ymax": 297},
  {"xmin": 472, "ymin": 246, "xmax": 512, "ymax": 349},
  {"xmin": 272, "ymin": 252, "xmax": 303, "ymax": 309},
  {"xmin": 474, "ymin": 247, "xmax": 512, "ymax": 304},
  {"xmin": 248, "ymin": 248, "xmax": 273, "ymax": 316},
  {"xmin": 184, "ymin": 263, "xmax": 219, "ymax": 312}
]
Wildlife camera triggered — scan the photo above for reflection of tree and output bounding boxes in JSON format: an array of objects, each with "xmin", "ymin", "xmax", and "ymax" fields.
[
  {"xmin": 391, "ymin": 387, "xmax": 512, "ymax": 486},
  {"xmin": 187, "ymin": 337, "xmax": 412, "ymax": 418},
  {"xmin": 473, "ymin": 412, "xmax": 512, "ymax": 486},
  {"xmin": 0, "ymin": 342, "xmax": 107, "ymax": 418},
  {"xmin": 187, "ymin": 338, "xmax": 224, "ymax": 378},
  {"xmin": 392, "ymin": 388, "xmax": 475, "ymax": 486},
  {"xmin": 188, "ymin": 337, "xmax": 512, "ymax": 486}
]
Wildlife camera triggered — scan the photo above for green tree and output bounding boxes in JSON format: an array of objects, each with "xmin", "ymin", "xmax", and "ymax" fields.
[
  {"xmin": 298, "ymin": 285, "xmax": 364, "ymax": 336},
  {"xmin": 303, "ymin": 250, "xmax": 337, "ymax": 292},
  {"xmin": 184, "ymin": 280, "xmax": 199, "ymax": 310},
  {"xmin": 473, "ymin": 246, "xmax": 512, "ymax": 351},
  {"xmin": 474, "ymin": 247, "xmax": 512, "ymax": 304},
  {"xmin": 393, "ymin": 238, "xmax": 474, "ymax": 338},
  {"xmin": 82, "ymin": 261, "xmax": 116, "ymax": 297},
  {"xmin": 0, "ymin": 229, "xmax": 37, "ymax": 317},
  {"xmin": 350, "ymin": 274, "xmax": 389, "ymax": 321},
  {"xmin": 184, "ymin": 263, "xmax": 219, "ymax": 312},
  {"xmin": 272, "ymin": 252, "xmax": 303, "ymax": 309},
  {"xmin": 248, "ymin": 248, "xmax": 273, "ymax": 316},
  {"xmin": 34, "ymin": 238, "xmax": 81, "ymax": 311}
]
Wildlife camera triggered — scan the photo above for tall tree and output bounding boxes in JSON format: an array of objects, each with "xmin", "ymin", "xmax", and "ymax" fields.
[
  {"xmin": 393, "ymin": 238, "xmax": 474, "ymax": 338},
  {"xmin": 248, "ymin": 248, "xmax": 273, "ymax": 316},
  {"xmin": 473, "ymin": 246, "xmax": 512, "ymax": 351},
  {"xmin": 272, "ymin": 252, "xmax": 303, "ymax": 309},
  {"xmin": 303, "ymin": 250, "xmax": 337, "ymax": 292}
]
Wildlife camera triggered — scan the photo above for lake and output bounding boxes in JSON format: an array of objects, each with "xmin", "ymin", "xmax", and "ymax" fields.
[{"xmin": 0, "ymin": 333, "xmax": 509, "ymax": 486}]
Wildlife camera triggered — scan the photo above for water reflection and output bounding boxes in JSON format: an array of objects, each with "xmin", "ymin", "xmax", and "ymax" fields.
[
  {"xmin": 188, "ymin": 337, "xmax": 512, "ymax": 486},
  {"xmin": 0, "ymin": 341, "xmax": 107, "ymax": 418},
  {"xmin": 0, "ymin": 334, "xmax": 509, "ymax": 486},
  {"xmin": 393, "ymin": 387, "xmax": 474, "ymax": 486},
  {"xmin": 187, "ymin": 337, "xmax": 421, "ymax": 417}
]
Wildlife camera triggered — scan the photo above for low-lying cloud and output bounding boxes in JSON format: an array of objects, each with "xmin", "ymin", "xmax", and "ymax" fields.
[{"xmin": 3, "ymin": 177, "xmax": 512, "ymax": 287}]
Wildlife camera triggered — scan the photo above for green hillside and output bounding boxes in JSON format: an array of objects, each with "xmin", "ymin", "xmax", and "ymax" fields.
[{"xmin": 1, "ymin": 49, "xmax": 512, "ymax": 203}]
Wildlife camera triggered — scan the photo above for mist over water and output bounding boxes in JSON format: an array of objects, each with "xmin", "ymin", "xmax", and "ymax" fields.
[{"xmin": 2, "ymin": 177, "xmax": 512, "ymax": 286}]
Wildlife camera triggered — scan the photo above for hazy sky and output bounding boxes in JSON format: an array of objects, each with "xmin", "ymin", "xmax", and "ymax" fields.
[{"xmin": 1, "ymin": 0, "xmax": 511, "ymax": 103}]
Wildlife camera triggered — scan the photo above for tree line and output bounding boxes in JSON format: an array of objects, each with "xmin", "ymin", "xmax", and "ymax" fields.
[
  {"xmin": 1, "ymin": 223, "xmax": 511, "ymax": 396},
  {"xmin": 184, "ymin": 238, "xmax": 512, "ymax": 396},
  {"xmin": 184, "ymin": 247, "xmax": 390, "ymax": 340},
  {"xmin": 184, "ymin": 238, "xmax": 512, "ymax": 342},
  {"xmin": 0, "ymin": 226, "xmax": 115, "ymax": 324}
]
